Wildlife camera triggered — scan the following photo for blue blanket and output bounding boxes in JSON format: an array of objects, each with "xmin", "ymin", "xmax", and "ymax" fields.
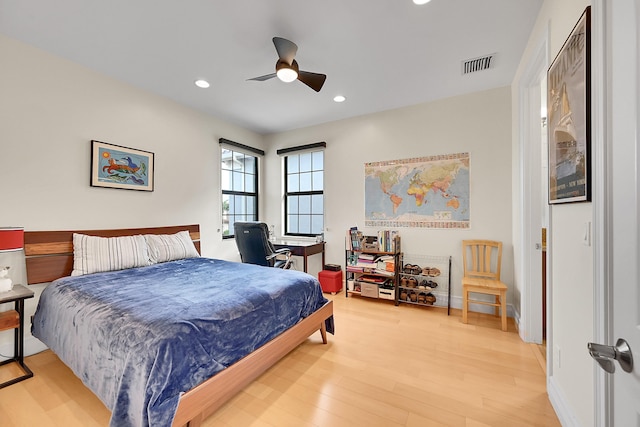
[{"xmin": 32, "ymin": 258, "xmax": 332, "ymax": 427}]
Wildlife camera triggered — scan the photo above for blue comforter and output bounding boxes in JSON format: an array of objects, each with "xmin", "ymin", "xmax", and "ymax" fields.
[{"xmin": 32, "ymin": 257, "xmax": 332, "ymax": 427}]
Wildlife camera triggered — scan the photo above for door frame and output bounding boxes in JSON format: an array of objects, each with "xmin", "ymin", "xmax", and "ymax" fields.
[
  {"xmin": 518, "ymin": 26, "xmax": 549, "ymax": 346},
  {"xmin": 520, "ymin": 2, "xmax": 611, "ymax": 423},
  {"xmin": 591, "ymin": 0, "xmax": 611, "ymax": 425}
]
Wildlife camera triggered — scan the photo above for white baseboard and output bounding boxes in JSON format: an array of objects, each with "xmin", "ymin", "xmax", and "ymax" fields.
[
  {"xmin": 548, "ymin": 375, "xmax": 581, "ymax": 426},
  {"xmin": 448, "ymin": 294, "xmax": 515, "ymax": 318},
  {"xmin": 513, "ymin": 306, "xmax": 522, "ymax": 335}
]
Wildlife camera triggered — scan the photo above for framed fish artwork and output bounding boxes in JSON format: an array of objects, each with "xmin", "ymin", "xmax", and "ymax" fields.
[{"xmin": 91, "ymin": 140, "xmax": 154, "ymax": 191}]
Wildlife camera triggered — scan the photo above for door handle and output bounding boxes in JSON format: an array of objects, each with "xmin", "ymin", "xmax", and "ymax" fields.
[{"xmin": 587, "ymin": 338, "xmax": 633, "ymax": 373}]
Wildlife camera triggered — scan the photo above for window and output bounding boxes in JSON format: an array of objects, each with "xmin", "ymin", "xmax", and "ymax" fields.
[
  {"xmin": 284, "ymin": 150, "xmax": 324, "ymax": 236},
  {"xmin": 220, "ymin": 139, "xmax": 263, "ymax": 238}
]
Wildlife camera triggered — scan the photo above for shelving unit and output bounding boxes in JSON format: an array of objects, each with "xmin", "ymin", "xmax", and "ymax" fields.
[
  {"xmin": 345, "ymin": 235, "xmax": 401, "ymax": 301},
  {"xmin": 344, "ymin": 236, "xmax": 450, "ymax": 315},
  {"xmin": 397, "ymin": 254, "xmax": 451, "ymax": 314}
]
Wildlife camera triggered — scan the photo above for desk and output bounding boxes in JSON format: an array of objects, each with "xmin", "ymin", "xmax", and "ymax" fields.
[
  {"xmin": 0, "ymin": 284, "xmax": 34, "ymax": 388},
  {"xmin": 273, "ymin": 240, "xmax": 325, "ymax": 273}
]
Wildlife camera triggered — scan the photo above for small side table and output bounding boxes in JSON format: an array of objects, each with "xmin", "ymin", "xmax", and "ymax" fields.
[{"xmin": 0, "ymin": 284, "xmax": 35, "ymax": 388}]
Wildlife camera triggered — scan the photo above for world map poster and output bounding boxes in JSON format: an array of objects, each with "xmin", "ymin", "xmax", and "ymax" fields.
[{"xmin": 364, "ymin": 152, "xmax": 470, "ymax": 229}]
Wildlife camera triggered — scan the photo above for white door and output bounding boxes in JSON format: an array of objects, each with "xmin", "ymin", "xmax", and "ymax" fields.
[{"xmin": 599, "ymin": 0, "xmax": 640, "ymax": 423}]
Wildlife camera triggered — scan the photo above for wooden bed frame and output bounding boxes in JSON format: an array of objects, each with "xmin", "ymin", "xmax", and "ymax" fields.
[{"xmin": 24, "ymin": 225, "xmax": 333, "ymax": 427}]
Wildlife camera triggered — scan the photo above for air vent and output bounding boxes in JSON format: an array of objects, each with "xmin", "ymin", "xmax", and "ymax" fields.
[{"xmin": 462, "ymin": 54, "xmax": 495, "ymax": 75}]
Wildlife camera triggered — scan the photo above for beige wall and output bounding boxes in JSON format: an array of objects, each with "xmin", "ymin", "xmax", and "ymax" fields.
[
  {"xmin": 512, "ymin": 0, "xmax": 593, "ymax": 426},
  {"xmin": 263, "ymin": 87, "xmax": 514, "ymax": 311},
  {"xmin": 0, "ymin": 34, "xmax": 262, "ymax": 356},
  {"xmin": 0, "ymin": 34, "xmax": 265, "ymax": 256}
]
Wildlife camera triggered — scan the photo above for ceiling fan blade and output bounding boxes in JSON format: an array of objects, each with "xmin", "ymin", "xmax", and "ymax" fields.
[
  {"xmin": 297, "ymin": 71, "xmax": 327, "ymax": 92},
  {"xmin": 273, "ymin": 37, "xmax": 298, "ymax": 65},
  {"xmin": 247, "ymin": 73, "xmax": 277, "ymax": 81}
]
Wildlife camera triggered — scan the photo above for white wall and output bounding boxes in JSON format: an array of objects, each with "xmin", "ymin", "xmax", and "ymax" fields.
[
  {"xmin": 512, "ymin": 1, "xmax": 594, "ymax": 426},
  {"xmin": 0, "ymin": 34, "xmax": 262, "ymax": 357},
  {"xmin": 263, "ymin": 87, "xmax": 514, "ymax": 310}
]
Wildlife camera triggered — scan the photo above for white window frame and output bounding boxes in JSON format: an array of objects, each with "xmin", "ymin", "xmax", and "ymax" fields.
[
  {"xmin": 220, "ymin": 138, "xmax": 264, "ymax": 239},
  {"xmin": 278, "ymin": 142, "xmax": 326, "ymax": 237}
]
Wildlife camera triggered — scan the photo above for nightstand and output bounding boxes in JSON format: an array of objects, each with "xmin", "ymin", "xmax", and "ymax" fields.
[{"xmin": 0, "ymin": 284, "xmax": 34, "ymax": 388}]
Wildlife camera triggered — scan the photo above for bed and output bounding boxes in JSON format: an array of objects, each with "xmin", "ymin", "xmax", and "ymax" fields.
[{"xmin": 25, "ymin": 225, "xmax": 334, "ymax": 427}]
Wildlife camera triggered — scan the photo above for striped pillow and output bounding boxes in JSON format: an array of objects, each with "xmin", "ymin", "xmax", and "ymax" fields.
[
  {"xmin": 145, "ymin": 231, "xmax": 200, "ymax": 264},
  {"xmin": 71, "ymin": 233, "xmax": 151, "ymax": 276}
]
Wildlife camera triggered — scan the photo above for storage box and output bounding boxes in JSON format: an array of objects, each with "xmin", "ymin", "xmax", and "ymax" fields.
[
  {"xmin": 378, "ymin": 287, "xmax": 395, "ymax": 300},
  {"xmin": 318, "ymin": 270, "xmax": 342, "ymax": 294},
  {"xmin": 360, "ymin": 282, "xmax": 379, "ymax": 298}
]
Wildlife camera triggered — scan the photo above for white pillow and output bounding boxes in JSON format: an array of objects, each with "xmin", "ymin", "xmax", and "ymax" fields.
[
  {"xmin": 71, "ymin": 233, "xmax": 151, "ymax": 276},
  {"xmin": 144, "ymin": 231, "xmax": 200, "ymax": 264}
]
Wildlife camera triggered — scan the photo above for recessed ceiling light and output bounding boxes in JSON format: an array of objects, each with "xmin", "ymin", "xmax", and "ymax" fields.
[
  {"xmin": 333, "ymin": 95, "xmax": 346, "ymax": 103},
  {"xmin": 413, "ymin": 0, "xmax": 432, "ymax": 4},
  {"xmin": 194, "ymin": 79, "xmax": 210, "ymax": 89}
]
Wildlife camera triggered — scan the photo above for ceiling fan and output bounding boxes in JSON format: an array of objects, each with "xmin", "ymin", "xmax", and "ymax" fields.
[{"xmin": 248, "ymin": 37, "xmax": 327, "ymax": 92}]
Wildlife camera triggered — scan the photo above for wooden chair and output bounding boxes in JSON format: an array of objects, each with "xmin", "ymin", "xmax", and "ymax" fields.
[{"xmin": 462, "ymin": 240, "xmax": 508, "ymax": 331}]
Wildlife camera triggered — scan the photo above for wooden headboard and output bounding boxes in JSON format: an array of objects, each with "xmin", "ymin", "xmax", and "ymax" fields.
[{"xmin": 24, "ymin": 225, "xmax": 200, "ymax": 285}]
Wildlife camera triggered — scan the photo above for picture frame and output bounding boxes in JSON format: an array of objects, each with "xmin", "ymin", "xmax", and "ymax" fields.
[
  {"xmin": 547, "ymin": 6, "xmax": 591, "ymax": 204},
  {"xmin": 91, "ymin": 140, "xmax": 154, "ymax": 191}
]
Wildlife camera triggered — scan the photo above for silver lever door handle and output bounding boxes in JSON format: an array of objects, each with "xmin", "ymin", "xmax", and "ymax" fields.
[{"xmin": 587, "ymin": 338, "xmax": 633, "ymax": 373}]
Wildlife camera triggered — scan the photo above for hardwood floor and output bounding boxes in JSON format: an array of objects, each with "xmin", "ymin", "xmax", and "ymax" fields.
[{"xmin": 0, "ymin": 294, "xmax": 559, "ymax": 426}]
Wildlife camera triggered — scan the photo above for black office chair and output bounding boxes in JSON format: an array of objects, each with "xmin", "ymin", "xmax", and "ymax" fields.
[{"xmin": 234, "ymin": 222, "xmax": 292, "ymax": 269}]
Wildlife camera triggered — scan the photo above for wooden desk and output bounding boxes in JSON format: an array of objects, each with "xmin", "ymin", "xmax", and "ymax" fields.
[{"xmin": 273, "ymin": 240, "xmax": 325, "ymax": 273}]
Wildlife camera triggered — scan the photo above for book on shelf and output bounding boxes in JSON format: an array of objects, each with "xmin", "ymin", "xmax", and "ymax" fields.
[
  {"xmin": 346, "ymin": 227, "xmax": 399, "ymax": 255},
  {"xmin": 376, "ymin": 229, "xmax": 399, "ymax": 252},
  {"xmin": 356, "ymin": 262, "xmax": 376, "ymax": 269},
  {"xmin": 346, "ymin": 227, "xmax": 363, "ymax": 251},
  {"xmin": 376, "ymin": 255, "xmax": 395, "ymax": 272},
  {"xmin": 373, "ymin": 269, "xmax": 394, "ymax": 277},
  {"xmin": 358, "ymin": 275, "xmax": 389, "ymax": 284},
  {"xmin": 356, "ymin": 253, "xmax": 375, "ymax": 263}
]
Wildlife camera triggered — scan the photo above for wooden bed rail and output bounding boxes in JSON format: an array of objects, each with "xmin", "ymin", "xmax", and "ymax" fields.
[
  {"xmin": 173, "ymin": 300, "xmax": 333, "ymax": 427},
  {"xmin": 24, "ymin": 225, "xmax": 200, "ymax": 284}
]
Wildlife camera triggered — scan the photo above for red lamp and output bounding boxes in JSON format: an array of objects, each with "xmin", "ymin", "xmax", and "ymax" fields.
[{"xmin": 0, "ymin": 227, "xmax": 24, "ymax": 252}]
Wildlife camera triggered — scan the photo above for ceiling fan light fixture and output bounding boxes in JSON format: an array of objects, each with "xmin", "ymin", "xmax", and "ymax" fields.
[
  {"xmin": 277, "ymin": 68, "xmax": 298, "ymax": 82},
  {"xmin": 248, "ymin": 39, "xmax": 326, "ymax": 92},
  {"xmin": 333, "ymin": 95, "xmax": 346, "ymax": 103},
  {"xmin": 276, "ymin": 59, "xmax": 299, "ymax": 83},
  {"xmin": 194, "ymin": 79, "xmax": 210, "ymax": 88}
]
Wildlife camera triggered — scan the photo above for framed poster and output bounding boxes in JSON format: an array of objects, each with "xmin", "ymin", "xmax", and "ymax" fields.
[
  {"xmin": 547, "ymin": 6, "xmax": 591, "ymax": 204},
  {"xmin": 91, "ymin": 140, "xmax": 154, "ymax": 191}
]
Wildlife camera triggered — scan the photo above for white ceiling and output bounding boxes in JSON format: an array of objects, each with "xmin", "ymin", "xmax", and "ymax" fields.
[{"xmin": 0, "ymin": 0, "xmax": 542, "ymax": 135}]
